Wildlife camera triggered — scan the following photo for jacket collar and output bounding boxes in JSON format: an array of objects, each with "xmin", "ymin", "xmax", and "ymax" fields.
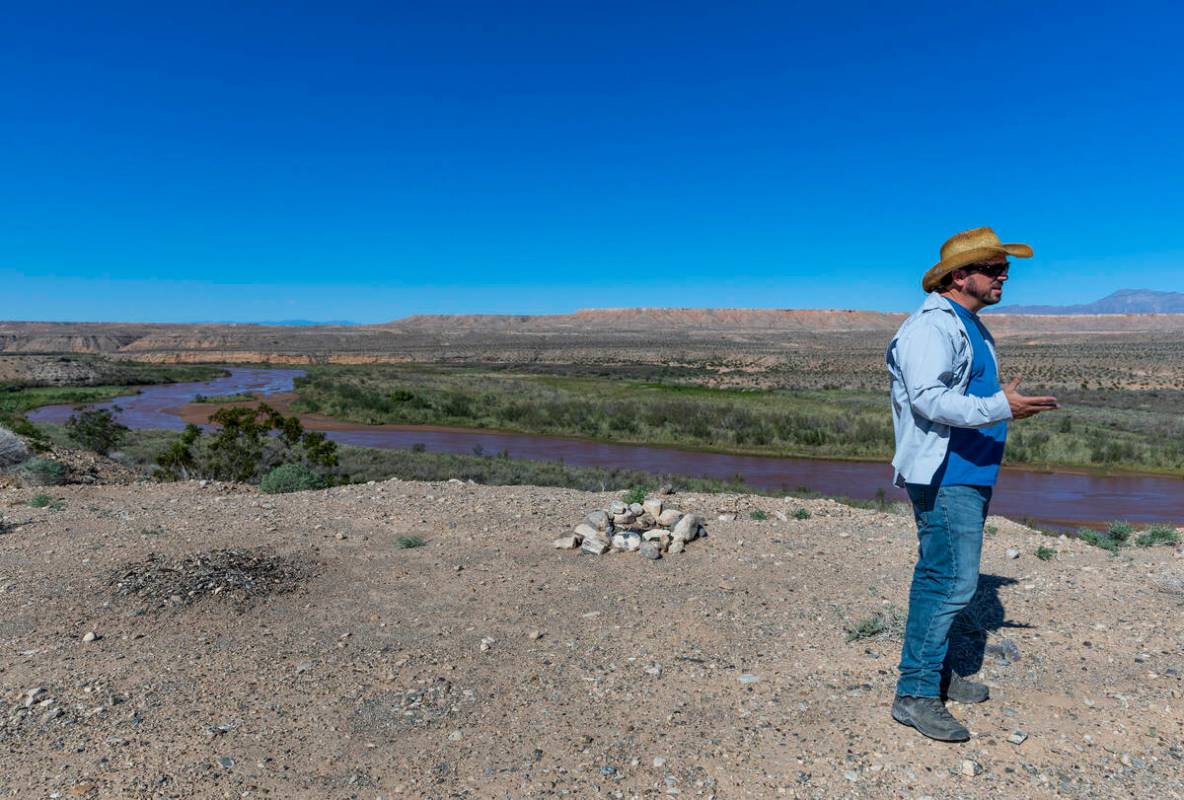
[{"xmin": 920, "ymin": 291, "xmax": 955, "ymax": 314}]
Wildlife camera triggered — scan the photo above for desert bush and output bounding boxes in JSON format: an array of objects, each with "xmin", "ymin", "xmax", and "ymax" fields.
[
  {"xmin": 0, "ymin": 425, "xmax": 30, "ymax": 467},
  {"xmin": 750, "ymin": 509, "xmax": 768, "ymax": 521},
  {"xmin": 1035, "ymin": 545, "xmax": 1056, "ymax": 561},
  {"xmin": 1136, "ymin": 524, "xmax": 1180, "ymax": 548},
  {"xmin": 621, "ymin": 486, "xmax": 646, "ymax": 505},
  {"xmin": 152, "ymin": 403, "xmax": 337, "ymax": 485},
  {"xmin": 792, "ymin": 507, "xmax": 811, "ymax": 520},
  {"xmin": 845, "ymin": 606, "xmax": 905, "ymax": 642},
  {"xmin": 19, "ymin": 458, "xmax": 66, "ymax": 486},
  {"xmin": 1079, "ymin": 528, "xmax": 1122, "ymax": 553},
  {"xmin": 1107, "ymin": 520, "xmax": 1134, "ymax": 543},
  {"xmin": 260, "ymin": 463, "xmax": 324, "ymax": 494},
  {"xmin": 397, "ymin": 535, "xmax": 426, "ymax": 549},
  {"xmin": 65, "ymin": 406, "xmax": 128, "ymax": 455}
]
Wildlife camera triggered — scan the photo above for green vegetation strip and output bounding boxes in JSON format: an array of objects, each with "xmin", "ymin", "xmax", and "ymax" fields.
[{"xmin": 288, "ymin": 364, "xmax": 1184, "ymax": 476}]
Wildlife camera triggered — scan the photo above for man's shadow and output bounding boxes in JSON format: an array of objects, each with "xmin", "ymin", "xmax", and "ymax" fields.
[{"xmin": 946, "ymin": 574, "xmax": 1032, "ymax": 677}]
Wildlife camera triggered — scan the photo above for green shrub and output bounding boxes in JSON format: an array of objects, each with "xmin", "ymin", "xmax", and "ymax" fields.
[
  {"xmin": 19, "ymin": 458, "xmax": 66, "ymax": 486},
  {"xmin": 845, "ymin": 606, "xmax": 906, "ymax": 643},
  {"xmin": 65, "ymin": 407, "xmax": 128, "ymax": 455},
  {"xmin": 1107, "ymin": 521, "xmax": 1134, "ymax": 543},
  {"xmin": 1079, "ymin": 528, "xmax": 1121, "ymax": 553},
  {"xmin": 28, "ymin": 494, "xmax": 62, "ymax": 510},
  {"xmin": 259, "ymin": 463, "xmax": 324, "ymax": 494},
  {"xmin": 750, "ymin": 509, "xmax": 768, "ymax": 521},
  {"xmin": 621, "ymin": 486, "xmax": 646, "ymax": 505},
  {"xmin": 792, "ymin": 507, "xmax": 811, "ymax": 520},
  {"xmin": 1136, "ymin": 524, "xmax": 1180, "ymax": 548},
  {"xmin": 1035, "ymin": 545, "xmax": 1056, "ymax": 561},
  {"xmin": 397, "ymin": 535, "xmax": 425, "ymax": 549}
]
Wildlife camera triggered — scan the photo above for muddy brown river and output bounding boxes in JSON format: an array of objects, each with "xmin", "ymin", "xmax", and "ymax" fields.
[{"xmin": 27, "ymin": 368, "xmax": 1184, "ymax": 529}]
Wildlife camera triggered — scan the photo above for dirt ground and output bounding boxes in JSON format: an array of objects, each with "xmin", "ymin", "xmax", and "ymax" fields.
[{"xmin": 2, "ymin": 478, "xmax": 1184, "ymax": 799}]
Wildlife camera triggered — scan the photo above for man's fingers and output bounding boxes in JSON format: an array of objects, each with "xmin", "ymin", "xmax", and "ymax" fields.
[{"xmin": 1005, "ymin": 376, "xmax": 1022, "ymax": 392}]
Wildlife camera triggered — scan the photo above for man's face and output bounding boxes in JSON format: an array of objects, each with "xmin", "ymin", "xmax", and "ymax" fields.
[{"xmin": 955, "ymin": 256, "xmax": 1010, "ymax": 306}]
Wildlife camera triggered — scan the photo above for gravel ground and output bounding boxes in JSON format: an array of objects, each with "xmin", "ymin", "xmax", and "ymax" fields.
[{"xmin": 2, "ymin": 478, "xmax": 1183, "ymax": 799}]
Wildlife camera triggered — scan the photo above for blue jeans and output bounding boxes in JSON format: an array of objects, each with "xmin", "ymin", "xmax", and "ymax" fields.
[{"xmin": 896, "ymin": 483, "xmax": 991, "ymax": 698}]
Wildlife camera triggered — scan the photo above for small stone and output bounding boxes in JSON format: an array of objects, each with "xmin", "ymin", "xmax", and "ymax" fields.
[
  {"xmin": 960, "ymin": 759, "xmax": 982, "ymax": 777},
  {"xmin": 644, "ymin": 663, "xmax": 662, "ymax": 676},
  {"xmin": 629, "ymin": 502, "xmax": 644, "ymax": 516},
  {"xmin": 218, "ymin": 756, "xmax": 235, "ymax": 769},
  {"xmin": 643, "ymin": 499, "xmax": 663, "ymax": 518},
  {"xmin": 479, "ymin": 637, "xmax": 495, "ymax": 652},
  {"xmin": 553, "ymin": 535, "xmax": 580, "ymax": 549},
  {"xmin": 581, "ymin": 537, "xmax": 610, "ymax": 555},
  {"xmin": 639, "ymin": 541, "xmax": 662, "ymax": 560},
  {"xmin": 656, "ymin": 483, "xmax": 674, "ymax": 495},
  {"xmin": 844, "ymin": 769, "xmax": 859, "ymax": 782},
  {"xmin": 82, "ymin": 631, "xmax": 99, "ymax": 643},
  {"xmin": 295, "ymin": 661, "xmax": 314, "ymax": 674},
  {"xmin": 737, "ymin": 673, "xmax": 760, "ymax": 684},
  {"xmin": 1007, "ymin": 730, "xmax": 1028, "ymax": 745},
  {"xmin": 668, "ymin": 539, "xmax": 685, "ymax": 554},
  {"xmin": 528, "ymin": 630, "xmax": 543, "ymax": 640},
  {"xmin": 1006, "ymin": 547, "xmax": 1021, "ymax": 559},
  {"xmin": 613, "ymin": 512, "xmax": 637, "ymax": 527},
  {"xmin": 653, "ymin": 756, "xmax": 666, "ymax": 768},
  {"xmin": 585, "ymin": 510, "xmax": 611, "ymax": 531},
  {"xmin": 717, "ymin": 512, "xmax": 736, "ymax": 522},
  {"xmin": 448, "ymin": 730, "xmax": 463, "ymax": 741},
  {"xmin": 609, "ymin": 501, "xmax": 628, "ymax": 515},
  {"xmin": 335, "ymin": 532, "xmax": 346, "ymax": 540}
]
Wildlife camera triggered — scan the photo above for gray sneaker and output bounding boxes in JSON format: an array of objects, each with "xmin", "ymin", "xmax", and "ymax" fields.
[
  {"xmin": 943, "ymin": 672, "xmax": 989, "ymax": 704},
  {"xmin": 891, "ymin": 695, "xmax": 970, "ymax": 742}
]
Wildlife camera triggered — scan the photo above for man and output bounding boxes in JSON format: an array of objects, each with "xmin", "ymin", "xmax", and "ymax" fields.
[{"xmin": 885, "ymin": 226, "xmax": 1059, "ymax": 742}]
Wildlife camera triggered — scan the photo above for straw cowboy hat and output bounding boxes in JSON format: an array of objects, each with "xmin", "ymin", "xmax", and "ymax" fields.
[{"xmin": 922, "ymin": 226, "xmax": 1033, "ymax": 293}]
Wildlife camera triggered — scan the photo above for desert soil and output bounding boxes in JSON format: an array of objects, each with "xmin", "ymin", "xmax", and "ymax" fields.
[{"xmin": 2, "ymin": 478, "xmax": 1183, "ymax": 799}]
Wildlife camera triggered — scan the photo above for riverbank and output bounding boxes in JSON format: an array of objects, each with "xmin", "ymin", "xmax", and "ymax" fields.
[
  {"xmin": 287, "ymin": 364, "xmax": 1184, "ymax": 478},
  {"xmin": 23, "ymin": 367, "xmax": 1184, "ymax": 528}
]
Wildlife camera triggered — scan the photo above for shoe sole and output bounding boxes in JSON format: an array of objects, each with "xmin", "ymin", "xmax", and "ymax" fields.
[{"xmin": 891, "ymin": 706, "xmax": 970, "ymax": 743}]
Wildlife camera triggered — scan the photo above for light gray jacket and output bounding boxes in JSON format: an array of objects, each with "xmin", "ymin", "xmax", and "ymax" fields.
[{"xmin": 885, "ymin": 292, "xmax": 1012, "ymax": 487}]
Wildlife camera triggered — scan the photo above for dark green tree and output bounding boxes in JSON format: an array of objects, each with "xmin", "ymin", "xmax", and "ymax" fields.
[{"xmin": 65, "ymin": 406, "xmax": 129, "ymax": 455}]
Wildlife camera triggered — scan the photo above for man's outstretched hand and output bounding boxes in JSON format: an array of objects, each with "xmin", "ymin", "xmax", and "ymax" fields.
[{"xmin": 1004, "ymin": 376, "xmax": 1059, "ymax": 419}]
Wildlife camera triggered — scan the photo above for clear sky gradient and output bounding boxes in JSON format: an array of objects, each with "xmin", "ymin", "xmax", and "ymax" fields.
[{"xmin": 4, "ymin": 1, "xmax": 1183, "ymax": 322}]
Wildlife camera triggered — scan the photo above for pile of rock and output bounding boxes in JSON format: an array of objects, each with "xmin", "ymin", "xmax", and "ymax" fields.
[{"xmin": 553, "ymin": 498, "xmax": 705, "ymax": 559}]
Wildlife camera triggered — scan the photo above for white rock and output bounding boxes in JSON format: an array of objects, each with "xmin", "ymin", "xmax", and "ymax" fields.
[
  {"xmin": 629, "ymin": 502, "xmax": 644, "ymax": 516},
  {"xmin": 585, "ymin": 510, "xmax": 611, "ymax": 531},
  {"xmin": 657, "ymin": 509, "xmax": 683, "ymax": 527},
  {"xmin": 668, "ymin": 539, "xmax": 685, "ymax": 554},
  {"xmin": 82, "ymin": 631, "xmax": 99, "ymax": 643},
  {"xmin": 672, "ymin": 514, "xmax": 702, "ymax": 542},
  {"xmin": 1006, "ymin": 547, "xmax": 1021, "ymax": 559},
  {"xmin": 609, "ymin": 500, "xmax": 628, "ymax": 515},
  {"xmin": 552, "ymin": 535, "xmax": 580, "ymax": 550},
  {"xmin": 574, "ymin": 523, "xmax": 600, "ymax": 539},
  {"xmin": 960, "ymin": 759, "xmax": 982, "ymax": 777},
  {"xmin": 613, "ymin": 512, "xmax": 637, "ymax": 527},
  {"xmin": 642, "ymin": 499, "xmax": 663, "ymax": 518}
]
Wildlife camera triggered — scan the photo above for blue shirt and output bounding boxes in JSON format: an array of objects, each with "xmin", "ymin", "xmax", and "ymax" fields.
[{"xmin": 935, "ymin": 301, "xmax": 1008, "ymax": 486}]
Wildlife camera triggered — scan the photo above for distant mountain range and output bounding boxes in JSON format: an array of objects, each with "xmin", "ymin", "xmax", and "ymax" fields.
[{"xmin": 995, "ymin": 289, "xmax": 1184, "ymax": 314}]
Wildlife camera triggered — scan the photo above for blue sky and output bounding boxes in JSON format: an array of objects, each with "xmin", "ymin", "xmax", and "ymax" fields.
[{"xmin": 3, "ymin": 1, "xmax": 1183, "ymax": 322}]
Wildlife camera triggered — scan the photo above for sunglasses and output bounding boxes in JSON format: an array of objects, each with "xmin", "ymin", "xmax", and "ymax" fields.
[{"xmin": 963, "ymin": 262, "xmax": 1010, "ymax": 279}]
